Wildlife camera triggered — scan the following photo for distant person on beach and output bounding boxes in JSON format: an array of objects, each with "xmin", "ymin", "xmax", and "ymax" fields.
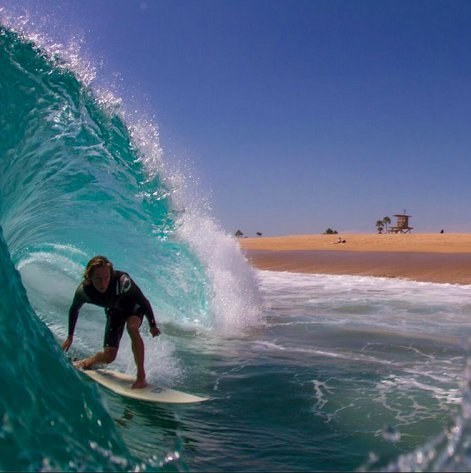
[
  {"xmin": 62, "ymin": 255, "xmax": 161, "ymax": 389},
  {"xmin": 333, "ymin": 237, "xmax": 347, "ymax": 244}
]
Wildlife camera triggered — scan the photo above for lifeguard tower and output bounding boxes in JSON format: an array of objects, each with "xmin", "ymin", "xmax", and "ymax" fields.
[{"xmin": 389, "ymin": 212, "xmax": 413, "ymax": 234}]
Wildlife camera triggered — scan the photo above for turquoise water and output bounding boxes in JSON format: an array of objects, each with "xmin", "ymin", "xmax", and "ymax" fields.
[{"xmin": 2, "ymin": 23, "xmax": 471, "ymax": 472}]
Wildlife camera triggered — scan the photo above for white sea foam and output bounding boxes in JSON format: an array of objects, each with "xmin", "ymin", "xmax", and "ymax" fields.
[{"xmin": 256, "ymin": 270, "xmax": 471, "ymax": 339}]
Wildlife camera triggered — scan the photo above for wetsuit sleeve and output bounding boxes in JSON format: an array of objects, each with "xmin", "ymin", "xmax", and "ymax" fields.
[
  {"xmin": 67, "ymin": 284, "xmax": 89, "ymax": 337},
  {"xmin": 139, "ymin": 293, "xmax": 157, "ymax": 328},
  {"xmin": 121, "ymin": 274, "xmax": 157, "ymax": 328}
]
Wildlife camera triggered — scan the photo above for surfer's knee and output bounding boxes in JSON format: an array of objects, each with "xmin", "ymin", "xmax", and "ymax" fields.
[
  {"xmin": 126, "ymin": 317, "xmax": 142, "ymax": 338},
  {"xmin": 103, "ymin": 348, "xmax": 118, "ymax": 363}
]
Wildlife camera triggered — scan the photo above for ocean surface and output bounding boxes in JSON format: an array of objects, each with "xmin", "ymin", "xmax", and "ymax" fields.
[{"xmin": 2, "ymin": 21, "xmax": 471, "ymax": 472}]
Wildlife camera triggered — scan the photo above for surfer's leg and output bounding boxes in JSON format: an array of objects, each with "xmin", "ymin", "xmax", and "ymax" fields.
[
  {"xmin": 126, "ymin": 315, "xmax": 146, "ymax": 389},
  {"xmin": 74, "ymin": 311, "xmax": 124, "ymax": 370},
  {"xmin": 74, "ymin": 347, "xmax": 118, "ymax": 369}
]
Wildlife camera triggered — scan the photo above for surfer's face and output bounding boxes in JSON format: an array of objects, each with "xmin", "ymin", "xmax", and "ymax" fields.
[{"xmin": 90, "ymin": 266, "xmax": 111, "ymax": 293}]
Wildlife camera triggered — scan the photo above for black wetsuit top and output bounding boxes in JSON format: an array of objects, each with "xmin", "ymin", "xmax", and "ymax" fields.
[{"xmin": 68, "ymin": 270, "xmax": 157, "ymax": 338}]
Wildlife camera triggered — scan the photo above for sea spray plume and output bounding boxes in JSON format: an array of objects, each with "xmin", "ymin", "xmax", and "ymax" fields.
[
  {"xmin": 0, "ymin": 10, "xmax": 97, "ymax": 87},
  {"xmin": 0, "ymin": 228, "xmax": 135, "ymax": 471},
  {"xmin": 170, "ymin": 169, "xmax": 263, "ymax": 334}
]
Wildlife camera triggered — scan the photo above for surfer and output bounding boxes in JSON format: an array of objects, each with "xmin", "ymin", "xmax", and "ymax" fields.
[{"xmin": 62, "ymin": 255, "xmax": 161, "ymax": 389}]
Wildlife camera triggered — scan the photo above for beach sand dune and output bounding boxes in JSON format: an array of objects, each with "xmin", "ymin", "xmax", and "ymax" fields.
[{"xmin": 240, "ymin": 233, "xmax": 471, "ymax": 284}]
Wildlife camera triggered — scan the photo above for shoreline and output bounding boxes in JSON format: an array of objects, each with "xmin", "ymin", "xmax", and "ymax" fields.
[{"xmin": 239, "ymin": 234, "xmax": 471, "ymax": 285}]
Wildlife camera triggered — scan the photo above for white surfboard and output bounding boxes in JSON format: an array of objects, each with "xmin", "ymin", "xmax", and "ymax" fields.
[{"xmin": 81, "ymin": 368, "xmax": 209, "ymax": 404}]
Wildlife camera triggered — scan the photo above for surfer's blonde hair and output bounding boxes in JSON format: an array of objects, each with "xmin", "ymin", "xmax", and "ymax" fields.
[{"xmin": 83, "ymin": 255, "xmax": 114, "ymax": 283}]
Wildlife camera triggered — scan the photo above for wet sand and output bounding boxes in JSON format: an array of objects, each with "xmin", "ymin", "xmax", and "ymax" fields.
[{"xmin": 240, "ymin": 234, "xmax": 471, "ymax": 285}]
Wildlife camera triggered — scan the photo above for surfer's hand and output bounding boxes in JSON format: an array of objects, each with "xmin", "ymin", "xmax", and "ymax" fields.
[
  {"xmin": 62, "ymin": 337, "xmax": 73, "ymax": 352},
  {"xmin": 150, "ymin": 326, "xmax": 161, "ymax": 337}
]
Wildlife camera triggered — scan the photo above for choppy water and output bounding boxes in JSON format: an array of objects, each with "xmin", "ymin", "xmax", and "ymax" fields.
[{"xmin": 2, "ymin": 19, "xmax": 471, "ymax": 472}]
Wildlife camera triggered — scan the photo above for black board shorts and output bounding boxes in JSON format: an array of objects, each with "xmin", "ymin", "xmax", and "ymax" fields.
[{"xmin": 103, "ymin": 306, "xmax": 145, "ymax": 349}]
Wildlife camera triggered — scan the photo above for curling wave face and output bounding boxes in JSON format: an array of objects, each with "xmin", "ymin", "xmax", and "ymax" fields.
[{"xmin": 0, "ymin": 24, "xmax": 261, "ymax": 471}]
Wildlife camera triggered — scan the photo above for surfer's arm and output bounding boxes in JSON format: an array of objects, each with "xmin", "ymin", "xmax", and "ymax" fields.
[
  {"xmin": 137, "ymin": 292, "xmax": 159, "ymax": 333},
  {"xmin": 65, "ymin": 285, "xmax": 88, "ymax": 343},
  {"xmin": 141, "ymin": 296, "xmax": 158, "ymax": 330},
  {"xmin": 123, "ymin": 275, "xmax": 160, "ymax": 333}
]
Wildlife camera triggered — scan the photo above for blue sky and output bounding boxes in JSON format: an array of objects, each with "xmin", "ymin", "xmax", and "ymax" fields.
[{"xmin": 3, "ymin": 0, "xmax": 471, "ymax": 235}]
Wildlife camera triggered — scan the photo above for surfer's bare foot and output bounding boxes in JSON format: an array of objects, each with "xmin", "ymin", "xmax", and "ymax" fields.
[
  {"xmin": 73, "ymin": 359, "xmax": 93, "ymax": 370},
  {"xmin": 132, "ymin": 378, "xmax": 147, "ymax": 389}
]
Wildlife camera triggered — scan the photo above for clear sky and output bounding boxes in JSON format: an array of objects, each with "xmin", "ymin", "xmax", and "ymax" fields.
[{"xmin": 3, "ymin": 0, "xmax": 471, "ymax": 236}]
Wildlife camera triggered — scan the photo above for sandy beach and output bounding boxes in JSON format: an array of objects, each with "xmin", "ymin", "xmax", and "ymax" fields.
[{"xmin": 239, "ymin": 233, "xmax": 471, "ymax": 284}]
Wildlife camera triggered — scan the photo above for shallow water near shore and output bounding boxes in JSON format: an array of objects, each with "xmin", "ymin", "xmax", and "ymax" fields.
[{"xmin": 2, "ymin": 21, "xmax": 471, "ymax": 472}]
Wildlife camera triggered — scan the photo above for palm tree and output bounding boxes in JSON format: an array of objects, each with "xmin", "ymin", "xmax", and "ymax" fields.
[
  {"xmin": 383, "ymin": 216, "xmax": 391, "ymax": 233},
  {"xmin": 376, "ymin": 220, "xmax": 384, "ymax": 234},
  {"xmin": 235, "ymin": 230, "xmax": 243, "ymax": 238}
]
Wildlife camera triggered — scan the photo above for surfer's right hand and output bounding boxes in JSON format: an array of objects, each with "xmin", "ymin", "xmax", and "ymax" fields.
[{"xmin": 62, "ymin": 337, "xmax": 73, "ymax": 352}]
